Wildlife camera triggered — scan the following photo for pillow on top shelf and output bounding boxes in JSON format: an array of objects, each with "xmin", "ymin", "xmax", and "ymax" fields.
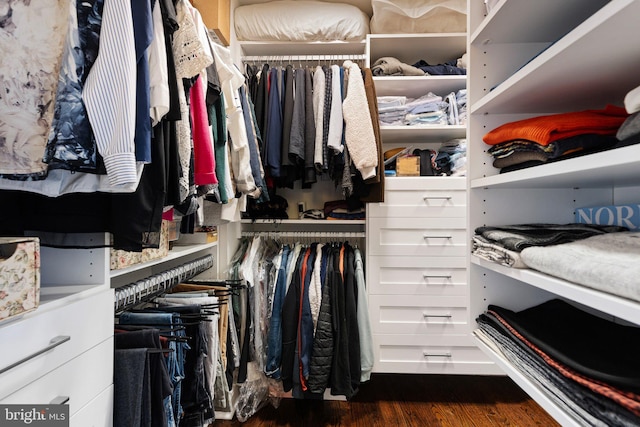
[{"xmin": 234, "ymin": 1, "xmax": 370, "ymax": 42}]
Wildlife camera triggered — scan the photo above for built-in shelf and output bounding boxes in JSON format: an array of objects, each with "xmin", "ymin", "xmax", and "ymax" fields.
[
  {"xmin": 241, "ymin": 219, "xmax": 365, "ymax": 235},
  {"xmin": 366, "ymin": 33, "xmax": 466, "ymax": 67},
  {"xmin": 373, "ymin": 76, "xmax": 466, "ymax": 98},
  {"xmin": 380, "ymin": 125, "xmax": 466, "ymax": 144},
  {"xmin": 474, "ymin": 337, "xmax": 581, "ymax": 427},
  {"xmin": 239, "ymin": 40, "xmax": 365, "ymax": 57},
  {"xmin": 110, "ymin": 243, "xmax": 218, "ymax": 279},
  {"xmin": 470, "ymin": 0, "xmax": 608, "ymax": 45},
  {"xmin": 241, "ymin": 219, "xmax": 365, "ymax": 225},
  {"xmin": 470, "ymin": 0, "xmax": 640, "ymax": 115},
  {"xmin": 470, "ymin": 145, "xmax": 639, "ymax": 190},
  {"xmin": 471, "ymin": 256, "xmax": 640, "ymax": 326}
]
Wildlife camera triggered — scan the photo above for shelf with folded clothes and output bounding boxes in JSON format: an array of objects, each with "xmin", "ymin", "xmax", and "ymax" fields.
[
  {"xmin": 470, "ymin": 255, "xmax": 640, "ymax": 327},
  {"xmin": 469, "ymin": 0, "xmax": 640, "ymax": 116},
  {"xmin": 474, "ymin": 298, "xmax": 640, "ymax": 427},
  {"xmin": 470, "ymin": 142, "xmax": 639, "ymax": 189},
  {"xmin": 366, "ymin": 33, "xmax": 467, "ymax": 69},
  {"xmin": 377, "ymin": 89, "xmax": 467, "ymax": 142},
  {"xmin": 472, "ymin": 330, "xmax": 583, "ymax": 427}
]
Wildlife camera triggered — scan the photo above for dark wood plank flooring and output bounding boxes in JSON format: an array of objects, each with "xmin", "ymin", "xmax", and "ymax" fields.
[{"xmin": 214, "ymin": 374, "xmax": 560, "ymax": 426}]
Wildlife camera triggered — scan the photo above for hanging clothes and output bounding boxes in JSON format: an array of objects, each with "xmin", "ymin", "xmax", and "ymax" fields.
[
  {"xmin": 229, "ymin": 235, "xmax": 371, "ymax": 403},
  {"xmin": 0, "ymin": 0, "xmax": 261, "ymax": 250}
]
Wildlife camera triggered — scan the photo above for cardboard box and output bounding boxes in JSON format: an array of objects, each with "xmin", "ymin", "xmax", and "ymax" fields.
[
  {"xmin": 575, "ymin": 204, "xmax": 640, "ymax": 230},
  {"xmin": 396, "ymin": 156, "xmax": 421, "ymax": 176},
  {"xmin": 175, "ymin": 229, "xmax": 218, "ymax": 246},
  {"xmin": 191, "ymin": 0, "xmax": 230, "ymax": 46},
  {"xmin": 0, "ymin": 237, "xmax": 40, "ymax": 322}
]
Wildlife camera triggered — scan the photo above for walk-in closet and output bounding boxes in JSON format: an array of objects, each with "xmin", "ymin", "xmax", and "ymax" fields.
[{"xmin": 0, "ymin": 0, "xmax": 638, "ymax": 426}]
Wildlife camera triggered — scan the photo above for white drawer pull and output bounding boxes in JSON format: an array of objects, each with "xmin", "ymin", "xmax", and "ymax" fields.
[
  {"xmin": 0, "ymin": 335, "xmax": 71, "ymax": 375},
  {"xmin": 423, "ymin": 314, "xmax": 452, "ymax": 319},
  {"xmin": 423, "ymin": 196, "xmax": 452, "ymax": 201},
  {"xmin": 423, "ymin": 274, "xmax": 452, "ymax": 279},
  {"xmin": 423, "ymin": 352, "xmax": 452, "ymax": 358},
  {"xmin": 50, "ymin": 396, "xmax": 70, "ymax": 405},
  {"xmin": 423, "ymin": 235, "xmax": 452, "ymax": 239}
]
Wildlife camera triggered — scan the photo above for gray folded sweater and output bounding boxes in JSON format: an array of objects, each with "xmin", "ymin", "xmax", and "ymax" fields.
[{"xmin": 371, "ymin": 57, "xmax": 425, "ymax": 76}]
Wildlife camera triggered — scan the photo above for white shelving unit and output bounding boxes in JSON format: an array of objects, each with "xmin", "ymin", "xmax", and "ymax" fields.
[
  {"xmin": 468, "ymin": 0, "xmax": 640, "ymax": 424},
  {"xmin": 367, "ymin": 33, "xmax": 467, "ymax": 149},
  {"xmin": 363, "ymin": 31, "xmax": 496, "ymax": 375}
]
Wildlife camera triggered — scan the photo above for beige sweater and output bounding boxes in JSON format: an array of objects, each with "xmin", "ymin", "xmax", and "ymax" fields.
[{"xmin": 342, "ymin": 60, "xmax": 378, "ymax": 180}]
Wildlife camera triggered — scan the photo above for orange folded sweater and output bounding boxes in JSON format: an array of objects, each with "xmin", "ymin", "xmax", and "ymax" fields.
[{"xmin": 483, "ymin": 105, "xmax": 628, "ymax": 146}]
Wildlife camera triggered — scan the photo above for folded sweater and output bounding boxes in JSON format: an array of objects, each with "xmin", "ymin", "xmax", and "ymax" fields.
[{"xmin": 483, "ymin": 105, "xmax": 628, "ymax": 146}]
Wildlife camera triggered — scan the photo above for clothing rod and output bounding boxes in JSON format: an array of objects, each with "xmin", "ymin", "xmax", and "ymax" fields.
[
  {"xmin": 242, "ymin": 54, "xmax": 366, "ymax": 63},
  {"xmin": 113, "ymin": 254, "xmax": 215, "ymax": 313}
]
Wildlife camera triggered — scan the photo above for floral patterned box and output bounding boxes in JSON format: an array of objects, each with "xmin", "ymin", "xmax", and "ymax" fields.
[
  {"xmin": 0, "ymin": 237, "xmax": 40, "ymax": 322},
  {"xmin": 110, "ymin": 220, "xmax": 170, "ymax": 270}
]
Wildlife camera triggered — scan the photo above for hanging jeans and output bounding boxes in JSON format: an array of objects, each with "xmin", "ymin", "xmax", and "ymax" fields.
[{"xmin": 265, "ymin": 245, "xmax": 291, "ymax": 378}]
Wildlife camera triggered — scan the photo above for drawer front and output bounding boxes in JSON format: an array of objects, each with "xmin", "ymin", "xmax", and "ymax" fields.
[
  {"xmin": 367, "ymin": 256, "xmax": 467, "ymax": 296},
  {"xmin": 1, "ymin": 337, "xmax": 113, "ymax": 417},
  {"xmin": 369, "ymin": 189, "xmax": 466, "ymax": 218},
  {"xmin": 368, "ymin": 217, "xmax": 467, "ymax": 257},
  {"xmin": 71, "ymin": 384, "xmax": 113, "ymax": 427},
  {"xmin": 0, "ymin": 289, "xmax": 113, "ymax": 399},
  {"xmin": 384, "ymin": 177, "xmax": 467, "ymax": 192},
  {"xmin": 369, "ymin": 295, "xmax": 470, "ymax": 335},
  {"xmin": 372, "ymin": 334, "xmax": 501, "ymax": 375}
]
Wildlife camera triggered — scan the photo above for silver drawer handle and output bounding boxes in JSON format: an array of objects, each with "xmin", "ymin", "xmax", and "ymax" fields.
[
  {"xmin": 423, "ymin": 314, "xmax": 452, "ymax": 319},
  {"xmin": 423, "ymin": 274, "xmax": 452, "ymax": 279},
  {"xmin": 423, "ymin": 196, "xmax": 452, "ymax": 201},
  {"xmin": 423, "ymin": 235, "xmax": 452, "ymax": 239},
  {"xmin": 50, "ymin": 396, "xmax": 70, "ymax": 405},
  {"xmin": 0, "ymin": 335, "xmax": 71, "ymax": 375},
  {"xmin": 423, "ymin": 352, "xmax": 452, "ymax": 358}
]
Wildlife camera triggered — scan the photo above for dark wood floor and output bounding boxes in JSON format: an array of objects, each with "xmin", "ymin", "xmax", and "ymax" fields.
[{"xmin": 214, "ymin": 374, "xmax": 559, "ymax": 426}]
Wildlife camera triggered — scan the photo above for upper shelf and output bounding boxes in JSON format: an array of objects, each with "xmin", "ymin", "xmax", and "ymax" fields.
[
  {"xmin": 239, "ymin": 40, "xmax": 366, "ymax": 57},
  {"xmin": 366, "ymin": 33, "xmax": 466, "ymax": 67},
  {"xmin": 470, "ymin": 144, "xmax": 639, "ymax": 190},
  {"xmin": 470, "ymin": 0, "xmax": 609, "ymax": 45},
  {"xmin": 470, "ymin": 0, "xmax": 640, "ymax": 115}
]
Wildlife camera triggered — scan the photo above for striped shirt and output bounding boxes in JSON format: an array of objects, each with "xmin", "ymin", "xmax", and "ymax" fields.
[{"xmin": 83, "ymin": 0, "xmax": 138, "ymax": 188}]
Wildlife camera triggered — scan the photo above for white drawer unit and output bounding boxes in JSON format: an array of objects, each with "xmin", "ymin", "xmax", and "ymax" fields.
[
  {"xmin": 368, "ymin": 256, "xmax": 467, "ymax": 296},
  {"xmin": 0, "ymin": 288, "xmax": 113, "ymax": 399},
  {"xmin": 369, "ymin": 295, "xmax": 470, "ymax": 335},
  {"xmin": 372, "ymin": 334, "xmax": 502, "ymax": 374},
  {"xmin": 368, "ymin": 217, "xmax": 467, "ymax": 257},
  {"xmin": 1, "ymin": 337, "xmax": 113, "ymax": 418}
]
